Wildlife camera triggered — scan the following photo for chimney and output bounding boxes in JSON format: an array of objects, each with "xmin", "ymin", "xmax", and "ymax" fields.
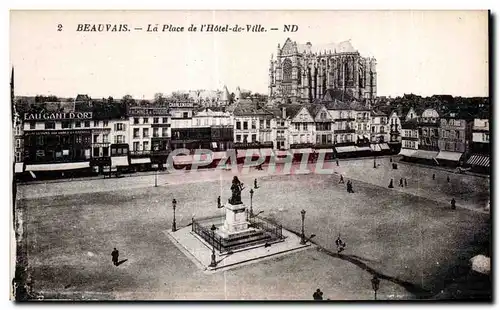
[{"xmin": 281, "ymin": 107, "xmax": 286, "ymax": 119}]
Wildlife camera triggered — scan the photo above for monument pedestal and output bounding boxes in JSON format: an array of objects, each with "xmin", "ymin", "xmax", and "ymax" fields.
[{"xmin": 217, "ymin": 203, "xmax": 254, "ymax": 239}]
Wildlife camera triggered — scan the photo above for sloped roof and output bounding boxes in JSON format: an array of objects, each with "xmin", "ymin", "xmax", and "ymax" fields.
[
  {"xmin": 230, "ymin": 99, "xmax": 273, "ymax": 116},
  {"xmin": 296, "ymin": 40, "xmax": 358, "ymax": 54},
  {"xmin": 323, "ymin": 89, "xmax": 357, "ymax": 103},
  {"xmin": 75, "ymin": 94, "xmax": 90, "ymax": 102},
  {"xmin": 371, "ymin": 110, "xmax": 387, "ymax": 117},
  {"xmin": 306, "ymin": 104, "xmax": 325, "ymax": 118},
  {"xmin": 276, "ymin": 103, "xmax": 304, "ymax": 119},
  {"xmin": 221, "ymin": 86, "xmax": 230, "ymax": 101}
]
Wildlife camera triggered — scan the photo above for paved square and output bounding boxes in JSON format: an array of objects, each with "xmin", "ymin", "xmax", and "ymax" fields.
[{"xmin": 16, "ymin": 157, "xmax": 490, "ymax": 300}]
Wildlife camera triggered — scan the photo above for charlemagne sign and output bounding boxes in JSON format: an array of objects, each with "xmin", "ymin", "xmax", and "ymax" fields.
[{"xmin": 23, "ymin": 111, "xmax": 93, "ymax": 121}]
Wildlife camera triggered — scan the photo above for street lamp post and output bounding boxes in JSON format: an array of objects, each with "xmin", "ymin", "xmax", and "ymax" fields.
[
  {"xmin": 154, "ymin": 169, "xmax": 158, "ymax": 187},
  {"xmin": 373, "ymin": 156, "xmax": 377, "ymax": 168},
  {"xmin": 209, "ymin": 224, "xmax": 217, "ymax": 267},
  {"xmin": 172, "ymin": 198, "xmax": 177, "ymax": 232},
  {"xmin": 250, "ymin": 189, "xmax": 254, "ymax": 216},
  {"xmin": 371, "ymin": 275, "xmax": 380, "ymax": 300},
  {"xmin": 300, "ymin": 209, "xmax": 306, "ymax": 245}
]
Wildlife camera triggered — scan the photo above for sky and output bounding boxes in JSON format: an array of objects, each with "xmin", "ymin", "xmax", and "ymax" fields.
[{"xmin": 10, "ymin": 10, "xmax": 489, "ymax": 99}]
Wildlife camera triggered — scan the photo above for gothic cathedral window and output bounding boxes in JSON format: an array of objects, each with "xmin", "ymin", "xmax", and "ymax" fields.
[{"xmin": 282, "ymin": 58, "xmax": 292, "ymax": 82}]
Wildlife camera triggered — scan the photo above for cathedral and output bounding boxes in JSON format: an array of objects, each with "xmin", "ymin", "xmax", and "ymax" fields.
[{"xmin": 268, "ymin": 38, "xmax": 377, "ymax": 104}]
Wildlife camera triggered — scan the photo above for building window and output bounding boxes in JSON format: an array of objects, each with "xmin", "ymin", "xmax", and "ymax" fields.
[
  {"xmin": 236, "ymin": 134, "xmax": 241, "ymax": 142},
  {"xmin": 133, "ymin": 128, "xmax": 140, "ymax": 138},
  {"xmin": 162, "ymin": 128, "xmax": 168, "ymax": 137},
  {"xmin": 133, "ymin": 142, "xmax": 139, "ymax": 151},
  {"xmin": 153, "ymin": 117, "xmax": 159, "ymax": 124},
  {"xmin": 62, "ymin": 121, "xmax": 72, "ymax": 129},
  {"xmin": 251, "ymin": 134, "xmax": 257, "ymax": 142},
  {"xmin": 243, "ymin": 135, "xmax": 248, "ymax": 143},
  {"xmin": 153, "ymin": 128, "xmax": 159, "ymax": 137},
  {"xmin": 45, "ymin": 122, "xmax": 55, "ymax": 129},
  {"xmin": 103, "ymin": 120, "xmax": 109, "ymax": 127},
  {"xmin": 143, "ymin": 128, "xmax": 149, "ymax": 138},
  {"xmin": 84, "ymin": 121, "xmax": 90, "ymax": 127},
  {"xmin": 134, "ymin": 118, "xmax": 140, "ymax": 124},
  {"xmin": 15, "ymin": 139, "xmax": 21, "ymax": 148},
  {"xmin": 143, "ymin": 141, "xmax": 149, "ymax": 151},
  {"xmin": 93, "ymin": 147, "xmax": 100, "ymax": 157},
  {"xmin": 102, "ymin": 147, "xmax": 109, "ymax": 156},
  {"xmin": 15, "ymin": 152, "xmax": 22, "ymax": 162},
  {"xmin": 93, "ymin": 134, "xmax": 99, "ymax": 143},
  {"xmin": 282, "ymin": 58, "xmax": 292, "ymax": 82},
  {"xmin": 163, "ymin": 117, "xmax": 168, "ymax": 123},
  {"xmin": 484, "ymin": 133, "xmax": 489, "ymax": 142},
  {"xmin": 266, "ymin": 119, "xmax": 271, "ymax": 128},
  {"xmin": 236, "ymin": 122, "xmax": 241, "ymax": 130},
  {"xmin": 75, "ymin": 136, "xmax": 82, "ymax": 144},
  {"xmin": 243, "ymin": 122, "xmax": 248, "ymax": 130},
  {"xmin": 115, "ymin": 123, "xmax": 125, "ymax": 131},
  {"xmin": 115, "ymin": 135, "xmax": 125, "ymax": 144},
  {"xmin": 295, "ymin": 123, "xmax": 300, "ymax": 130},
  {"xmin": 103, "ymin": 134, "xmax": 109, "ymax": 143},
  {"xmin": 251, "ymin": 120, "xmax": 256, "ymax": 129},
  {"xmin": 143, "ymin": 118, "xmax": 149, "ymax": 124},
  {"xmin": 75, "ymin": 121, "xmax": 81, "ymax": 128},
  {"xmin": 94, "ymin": 121, "xmax": 99, "ymax": 127},
  {"xmin": 371, "ymin": 126, "xmax": 375, "ymax": 133}
]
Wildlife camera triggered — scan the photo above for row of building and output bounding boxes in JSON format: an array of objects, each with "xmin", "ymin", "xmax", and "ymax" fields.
[
  {"xmin": 12, "ymin": 91, "xmax": 489, "ymax": 179},
  {"xmin": 397, "ymin": 107, "xmax": 490, "ymax": 171}
]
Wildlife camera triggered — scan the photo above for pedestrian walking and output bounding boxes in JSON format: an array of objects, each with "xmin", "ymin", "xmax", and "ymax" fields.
[
  {"xmin": 111, "ymin": 248, "xmax": 119, "ymax": 266},
  {"xmin": 254, "ymin": 178, "xmax": 258, "ymax": 189},
  {"xmin": 339, "ymin": 174, "xmax": 345, "ymax": 184},
  {"xmin": 347, "ymin": 181, "xmax": 354, "ymax": 193},
  {"xmin": 390, "ymin": 157, "xmax": 393, "ymax": 163},
  {"xmin": 447, "ymin": 175, "xmax": 450, "ymax": 183},
  {"xmin": 404, "ymin": 178, "xmax": 408, "ymax": 187},
  {"xmin": 432, "ymin": 173, "xmax": 435, "ymax": 180},
  {"xmin": 399, "ymin": 178, "xmax": 404, "ymax": 187},
  {"xmin": 388, "ymin": 179, "xmax": 394, "ymax": 188},
  {"xmin": 451, "ymin": 198, "xmax": 456, "ymax": 210},
  {"xmin": 336, "ymin": 159, "xmax": 339, "ymax": 166},
  {"xmin": 335, "ymin": 235, "xmax": 346, "ymax": 254}
]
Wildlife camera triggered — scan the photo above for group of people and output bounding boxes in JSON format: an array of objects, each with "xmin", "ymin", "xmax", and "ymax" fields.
[
  {"xmin": 338, "ymin": 175, "xmax": 354, "ymax": 193},
  {"xmin": 388, "ymin": 178, "xmax": 408, "ymax": 188}
]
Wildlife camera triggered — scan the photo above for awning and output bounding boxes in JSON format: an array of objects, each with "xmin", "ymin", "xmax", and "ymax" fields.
[
  {"xmin": 370, "ymin": 144, "xmax": 382, "ymax": 152},
  {"xmin": 26, "ymin": 161, "xmax": 90, "ymax": 171},
  {"xmin": 173, "ymin": 155, "xmax": 194, "ymax": 165},
  {"xmin": 467, "ymin": 154, "xmax": 490, "ymax": 167},
  {"xmin": 292, "ymin": 148, "xmax": 313, "ymax": 154},
  {"xmin": 212, "ymin": 151, "xmax": 228, "ymax": 160},
  {"xmin": 14, "ymin": 163, "xmax": 24, "ymax": 173},
  {"xmin": 380, "ymin": 143, "xmax": 390, "ymax": 150},
  {"xmin": 356, "ymin": 146, "xmax": 372, "ymax": 152},
  {"xmin": 314, "ymin": 148, "xmax": 334, "ymax": 153},
  {"xmin": 131, "ymin": 158, "xmax": 151, "ymax": 165},
  {"xmin": 111, "ymin": 156, "xmax": 129, "ymax": 167},
  {"xmin": 237, "ymin": 149, "xmax": 261, "ymax": 158},
  {"xmin": 413, "ymin": 150, "xmax": 438, "ymax": 160},
  {"xmin": 260, "ymin": 148, "xmax": 274, "ymax": 157},
  {"xmin": 399, "ymin": 149, "xmax": 417, "ymax": 157},
  {"xmin": 335, "ymin": 146, "xmax": 357, "ymax": 153},
  {"xmin": 436, "ymin": 151, "xmax": 463, "ymax": 162},
  {"xmin": 275, "ymin": 150, "xmax": 292, "ymax": 157}
]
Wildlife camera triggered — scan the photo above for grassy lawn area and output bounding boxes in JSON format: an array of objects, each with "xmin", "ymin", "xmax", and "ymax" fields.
[{"xmin": 16, "ymin": 158, "xmax": 490, "ymax": 300}]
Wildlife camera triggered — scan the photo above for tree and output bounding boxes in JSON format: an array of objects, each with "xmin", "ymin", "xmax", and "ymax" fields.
[
  {"xmin": 122, "ymin": 94, "xmax": 136, "ymax": 107},
  {"xmin": 229, "ymin": 93, "xmax": 235, "ymax": 105},
  {"xmin": 154, "ymin": 93, "xmax": 167, "ymax": 106}
]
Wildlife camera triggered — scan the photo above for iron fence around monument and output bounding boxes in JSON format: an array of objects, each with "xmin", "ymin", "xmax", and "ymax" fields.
[
  {"xmin": 247, "ymin": 211, "xmax": 283, "ymax": 240},
  {"xmin": 192, "ymin": 218, "xmax": 224, "ymax": 252}
]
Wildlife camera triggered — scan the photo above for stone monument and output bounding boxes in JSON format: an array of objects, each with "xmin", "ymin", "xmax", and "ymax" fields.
[{"xmin": 218, "ymin": 176, "xmax": 251, "ymax": 238}]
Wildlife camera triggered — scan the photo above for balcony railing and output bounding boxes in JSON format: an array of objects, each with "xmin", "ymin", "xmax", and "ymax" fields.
[{"xmin": 334, "ymin": 128, "xmax": 355, "ymax": 134}]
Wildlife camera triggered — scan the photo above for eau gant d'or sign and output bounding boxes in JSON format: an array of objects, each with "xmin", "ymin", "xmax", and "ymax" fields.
[{"xmin": 24, "ymin": 111, "xmax": 93, "ymax": 121}]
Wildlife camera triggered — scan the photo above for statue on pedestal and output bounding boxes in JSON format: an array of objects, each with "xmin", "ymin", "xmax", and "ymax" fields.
[{"xmin": 229, "ymin": 176, "xmax": 244, "ymax": 205}]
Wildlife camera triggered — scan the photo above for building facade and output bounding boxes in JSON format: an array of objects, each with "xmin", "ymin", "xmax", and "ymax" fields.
[
  {"xmin": 437, "ymin": 112, "xmax": 473, "ymax": 165},
  {"xmin": 418, "ymin": 108, "xmax": 440, "ymax": 152},
  {"xmin": 269, "ymin": 38, "xmax": 377, "ymax": 104},
  {"xmin": 388, "ymin": 111, "xmax": 402, "ymax": 144}
]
